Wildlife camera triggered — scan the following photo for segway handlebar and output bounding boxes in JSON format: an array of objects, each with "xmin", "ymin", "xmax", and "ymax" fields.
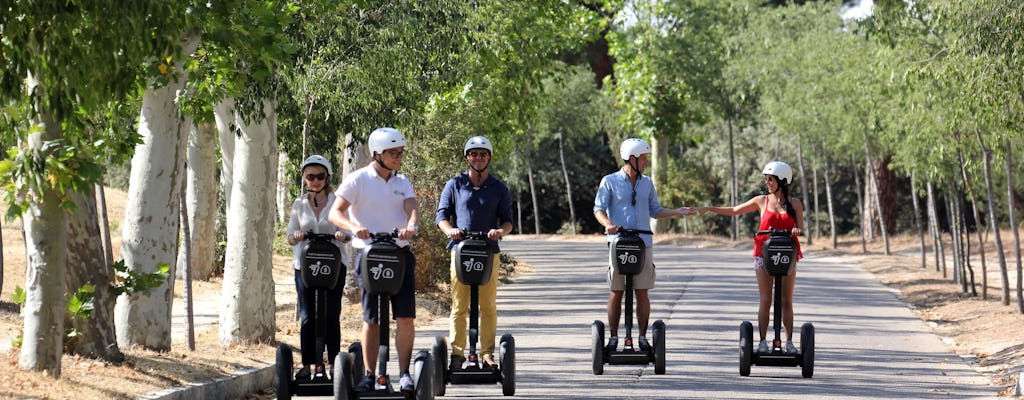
[
  {"xmin": 617, "ymin": 227, "xmax": 654, "ymax": 236},
  {"xmin": 303, "ymin": 231, "xmax": 352, "ymax": 243},
  {"xmin": 460, "ymin": 230, "xmax": 490, "ymax": 241},
  {"xmin": 754, "ymin": 228, "xmax": 793, "ymax": 237},
  {"xmin": 368, "ymin": 229, "xmax": 400, "ymax": 243}
]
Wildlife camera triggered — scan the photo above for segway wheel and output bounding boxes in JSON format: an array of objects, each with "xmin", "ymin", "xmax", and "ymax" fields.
[
  {"xmin": 499, "ymin": 333, "xmax": 516, "ymax": 396},
  {"xmin": 413, "ymin": 350, "xmax": 434, "ymax": 400},
  {"xmin": 431, "ymin": 335, "xmax": 448, "ymax": 396},
  {"xmin": 333, "ymin": 352, "xmax": 352, "ymax": 400},
  {"xmin": 275, "ymin": 343, "xmax": 293, "ymax": 400},
  {"xmin": 348, "ymin": 342, "xmax": 364, "ymax": 384},
  {"xmin": 652, "ymin": 320, "xmax": 666, "ymax": 375},
  {"xmin": 800, "ymin": 322, "xmax": 815, "ymax": 378},
  {"xmin": 591, "ymin": 320, "xmax": 605, "ymax": 375},
  {"xmin": 739, "ymin": 321, "xmax": 753, "ymax": 377}
]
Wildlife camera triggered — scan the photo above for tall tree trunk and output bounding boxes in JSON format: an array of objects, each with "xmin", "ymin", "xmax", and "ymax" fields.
[
  {"xmin": 340, "ymin": 132, "xmax": 369, "ymax": 304},
  {"xmin": 862, "ymin": 133, "xmax": 890, "ymax": 254},
  {"xmin": 19, "ymin": 94, "xmax": 67, "ymax": 377},
  {"xmin": 926, "ymin": 181, "xmax": 946, "ymax": 273},
  {"xmin": 852, "ymin": 156, "xmax": 866, "ymax": 253},
  {"xmin": 910, "ymin": 171, "xmax": 926, "ymax": 269},
  {"xmin": 958, "ymin": 149, "xmax": 989, "ymax": 299},
  {"xmin": 944, "ymin": 192, "xmax": 956, "ymax": 281},
  {"xmin": 219, "ymin": 100, "xmax": 278, "ymax": 344},
  {"xmin": 796, "ymin": 138, "xmax": 811, "ymax": 245},
  {"xmin": 215, "ymin": 98, "xmax": 237, "ymax": 216},
  {"xmin": 977, "ymin": 131, "xmax": 1010, "ymax": 305},
  {"xmin": 812, "ymin": 166, "xmax": 820, "ymax": 243},
  {"xmin": 824, "ymin": 157, "xmax": 837, "ymax": 249},
  {"xmin": 650, "ymin": 133, "xmax": 669, "ymax": 233},
  {"xmin": 1005, "ymin": 138, "xmax": 1022, "ymax": 313},
  {"xmin": 276, "ymin": 152, "xmax": 289, "ymax": 225},
  {"xmin": 973, "ymin": 198, "xmax": 988, "ymax": 299},
  {"xmin": 558, "ymin": 132, "xmax": 577, "ymax": 235},
  {"xmin": 727, "ymin": 117, "xmax": 738, "ymax": 240},
  {"xmin": 185, "ymin": 121, "xmax": 218, "ymax": 280},
  {"xmin": 116, "ymin": 33, "xmax": 199, "ymax": 351},
  {"xmin": 95, "ymin": 182, "xmax": 113, "ymax": 268},
  {"xmin": 524, "ymin": 126, "xmax": 540, "ymax": 234},
  {"xmin": 178, "ymin": 181, "xmax": 195, "ymax": 351},
  {"xmin": 65, "ymin": 187, "xmax": 123, "ymax": 362}
]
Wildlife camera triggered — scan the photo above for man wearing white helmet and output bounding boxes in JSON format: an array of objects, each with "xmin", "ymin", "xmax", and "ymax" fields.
[
  {"xmin": 697, "ymin": 161, "xmax": 805, "ymax": 354},
  {"xmin": 285, "ymin": 155, "xmax": 351, "ymax": 380},
  {"xmin": 435, "ymin": 135, "xmax": 514, "ymax": 370},
  {"xmin": 329, "ymin": 127, "xmax": 421, "ymax": 392},
  {"xmin": 593, "ymin": 138, "xmax": 695, "ymax": 354}
]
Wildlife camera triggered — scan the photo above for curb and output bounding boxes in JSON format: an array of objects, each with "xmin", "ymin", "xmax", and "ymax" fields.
[
  {"xmin": 1016, "ymin": 371, "xmax": 1023, "ymax": 396},
  {"xmin": 140, "ymin": 364, "xmax": 275, "ymax": 400}
]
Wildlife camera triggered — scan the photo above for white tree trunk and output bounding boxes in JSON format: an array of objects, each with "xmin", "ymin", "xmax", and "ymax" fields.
[
  {"xmin": 219, "ymin": 100, "xmax": 278, "ymax": 344},
  {"xmin": 277, "ymin": 152, "xmax": 289, "ymax": 225},
  {"xmin": 215, "ymin": 98, "xmax": 237, "ymax": 215},
  {"xmin": 66, "ymin": 186, "xmax": 123, "ymax": 361},
  {"xmin": 19, "ymin": 107, "xmax": 67, "ymax": 377},
  {"xmin": 115, "ymin": 33, "xmax": 199, "ymax": 351},
  {"xmin": 340, "ymin": 132, "xmax": 368, "ymax": 303},
  {"xmin": 184, "ymin": 121, "xmax": 219, "ymax": 280}
]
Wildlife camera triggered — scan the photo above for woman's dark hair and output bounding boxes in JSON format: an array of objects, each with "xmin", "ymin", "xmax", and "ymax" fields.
[{"xmin": 778, "ymin": 181, "xmax": 797, "ymax": 220}]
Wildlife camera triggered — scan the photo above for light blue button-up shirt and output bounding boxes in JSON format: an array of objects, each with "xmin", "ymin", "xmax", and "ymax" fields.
[{"xmin": 593, "ymin": 170, "xmax": 663, "ymax": 246}]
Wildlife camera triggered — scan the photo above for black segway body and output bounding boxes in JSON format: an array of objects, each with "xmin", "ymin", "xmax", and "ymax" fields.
[
  {"xmin": 593, "ymin": 228, "xmax": 665, "ymax": 374},
  {"xmin": 434, "ymin": 230, "xmax": 514, "ymax": 396},
  {"xmin": 278, "ymin": 232, "xmax": 346, "ymax": 399},
  {"xmin": 739, "ymin": 229, "xmax": 814, "ymax": 378},
  {"xmin": 345, "ymin": 231, "xmax": 434, "ymax": 400}
]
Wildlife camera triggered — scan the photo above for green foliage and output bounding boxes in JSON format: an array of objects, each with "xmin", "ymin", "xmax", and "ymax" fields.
[
  {"xmin": 111, "ymin": 260, "xmax": 171, "ymax": 298},
  {"xmin": 11, "ymin": 286, "xmax": 25, "ymax": 305},
  {"xmin": 1, "ymin": 138, "xmax": 103, "ymax": 221}
]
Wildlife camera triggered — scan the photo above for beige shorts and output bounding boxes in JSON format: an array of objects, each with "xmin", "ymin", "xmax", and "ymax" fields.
[{"xmin": 607, "ymin": 246, "xmax": 655, "ymax": 290}]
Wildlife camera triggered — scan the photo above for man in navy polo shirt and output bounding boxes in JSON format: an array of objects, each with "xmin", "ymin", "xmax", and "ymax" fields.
[{"xmin": 435, "ymin": 135, "xmax": 513, "ymax": 370}]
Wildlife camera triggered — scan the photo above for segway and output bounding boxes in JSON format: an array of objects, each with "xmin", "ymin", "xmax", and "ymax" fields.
[
  {"xmin": 591, "ymin": 228, "xmax": 666, "ymax": 375},
  {"xmin": 739, "ymin": 229, "xmax": 814, "ymax": 378},
  {"xmin": 431, "ymin": 230, "xmax": 515, "ymax": 396},
  {"xmin": 336, "ymin": 230, "xmax": 434, "ymax": 400},
  {"xmin": 277, "ymin": 232, "xmax": 354, "ymax": 399}
]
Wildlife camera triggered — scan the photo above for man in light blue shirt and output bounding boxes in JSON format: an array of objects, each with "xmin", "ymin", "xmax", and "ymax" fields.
[{"xmin": 594, "ymin": 138, "xmax": 693, "ymax": 353}]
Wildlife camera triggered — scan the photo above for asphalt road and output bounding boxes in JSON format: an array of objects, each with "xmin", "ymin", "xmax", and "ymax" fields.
[{"xmin": 288, "ymin": 237, "xmax": 999, "ymax": 399}]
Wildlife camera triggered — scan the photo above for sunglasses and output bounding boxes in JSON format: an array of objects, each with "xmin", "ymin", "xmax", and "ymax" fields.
[
  {"xmin": 305, "ymin": 172, "xmax": 327, "ymax": 181},
  {"xmin": 384, "ymin": 149, "xmax": 405, "ymax": 158},
  {"xmin": 467, "ymin": 151, "xmax": 490, "ymax": 158}
]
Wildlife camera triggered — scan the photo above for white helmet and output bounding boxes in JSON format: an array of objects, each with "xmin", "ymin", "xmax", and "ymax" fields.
[
  {"xmin": 464, "ymin": 136, "xmax": 493, "ymax": 156},
  {"xmin": 300, "ymin": 154, "xmax": 332, "ymax": 176},
  {"xmin": 762, "ymin": 161, "xmax": 793, "ymax": 185},
  {"xmin": 368, "ymin": 127, "xmax": 406, "ymax": 156},
  {"xmin": 619, "ymin": 138, "xmax": 651, "ymax": 161}
]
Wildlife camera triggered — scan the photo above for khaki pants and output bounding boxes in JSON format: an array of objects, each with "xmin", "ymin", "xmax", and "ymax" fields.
[{"xmin": 449, "ymin": 251, "xmax": 500, "ymax": 358}]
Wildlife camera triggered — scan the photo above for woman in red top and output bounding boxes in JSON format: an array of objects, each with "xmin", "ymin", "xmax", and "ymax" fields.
[{"xmin": 697, "ymin": 161, "xmax": 805, "ymax": 354}]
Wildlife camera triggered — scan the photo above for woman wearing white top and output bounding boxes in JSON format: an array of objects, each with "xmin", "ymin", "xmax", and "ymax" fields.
[{"xmin": 285, "ymin": 155, "xmax": 350, "ymax": 379}]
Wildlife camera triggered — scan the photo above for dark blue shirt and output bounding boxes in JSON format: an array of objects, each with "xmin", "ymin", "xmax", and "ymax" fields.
[{"xmin": 435, "ymin": 172, "xmax": 514, "ymax": 252}]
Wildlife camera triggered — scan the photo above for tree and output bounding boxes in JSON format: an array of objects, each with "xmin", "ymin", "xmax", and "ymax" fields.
[{"xmin": 1, "ymin": 1, "xmax": 187, "ymax": 375}]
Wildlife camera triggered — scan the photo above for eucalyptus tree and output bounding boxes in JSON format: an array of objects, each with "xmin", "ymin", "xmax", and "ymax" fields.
[
  {"xmin": 944, "ymin": 0, "xmax": 1024, "ymax": 312},
  {"xmin": 444, "ymin": 1, "xmax": 601, "ymax": 234},
  {"xmin": 0, "ymin": 0, "xmax": 190, "ymax": 375},
  {"xmin": 609, "ymin": 0, "xmax": 749, "ymax": 229}
]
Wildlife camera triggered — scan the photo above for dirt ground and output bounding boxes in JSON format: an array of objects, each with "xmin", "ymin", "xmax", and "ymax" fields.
[{"xmin": 1, "ymin": 194, "xmax": 1022, "ymax": 398}]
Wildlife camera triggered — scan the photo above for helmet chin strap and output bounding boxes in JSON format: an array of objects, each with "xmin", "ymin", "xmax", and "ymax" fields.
[
  {"xmin": 470, "ymin": 161, "xmax": 489, "ymax": 173},
  {"xmin": 374, "ymin": 154, "xmax": 398, "ymax": 173},
  {"xmin": 306, "ymin": 185, "xmax": 327, "ymax": 207}
]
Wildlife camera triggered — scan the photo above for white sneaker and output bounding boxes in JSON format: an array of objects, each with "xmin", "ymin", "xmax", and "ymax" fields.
[
  {"xmin": 785, "ymin": 341, "xmax": 797, "ymax": 354},
  {"xmin": 757, "ymin": 340, "xmax": 768, "ymax": 353}
]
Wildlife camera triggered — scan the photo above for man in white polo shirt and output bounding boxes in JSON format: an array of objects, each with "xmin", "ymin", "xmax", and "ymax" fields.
[{"xmin": 329, "ymin": 127, "xmax": 421, "ymax": 392}]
